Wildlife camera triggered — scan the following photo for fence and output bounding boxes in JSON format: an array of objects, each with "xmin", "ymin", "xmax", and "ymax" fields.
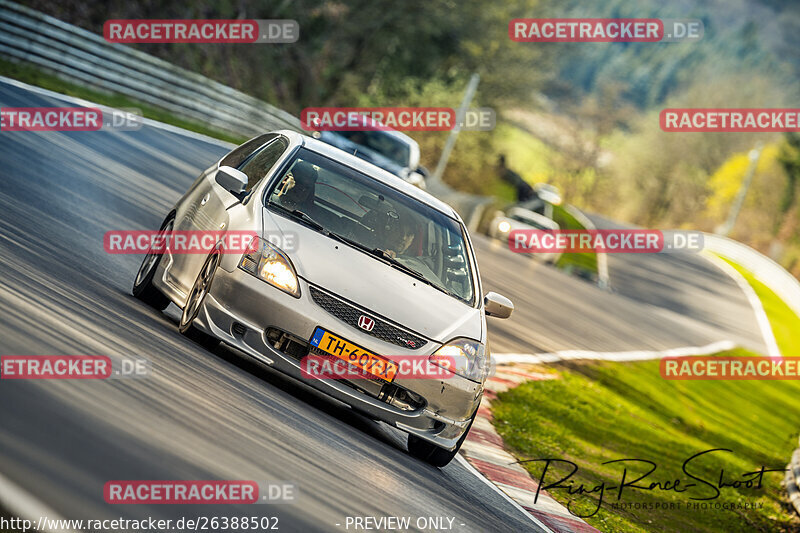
[{"xmin": 0, "ymin": 0, "xmax": 302, "ymax": 137}]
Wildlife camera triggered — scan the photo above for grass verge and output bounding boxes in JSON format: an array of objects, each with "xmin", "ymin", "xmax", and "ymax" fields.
[
  {"xmin": 493, "ymin": 350, "xmax": 800, "ymax": 532},
  {"xmin": 0, "ymin": 58, "xmax": 246, "ymax": 145},
  {"xmin": 720, "ymin": 257, "xmax": 800, "ymax": 356},
  {"xmin": 492, "ymin": 256, "xmax": 800, "ymax": 532},
  {"xmin": 552, "ymin": 204, "xmax": 599, "ymax": 279}
]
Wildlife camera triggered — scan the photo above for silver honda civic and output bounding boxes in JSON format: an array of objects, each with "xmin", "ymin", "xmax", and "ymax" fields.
[{"xmin": 132, "ymin": 130, "xmax": 513, "ymax": 467}]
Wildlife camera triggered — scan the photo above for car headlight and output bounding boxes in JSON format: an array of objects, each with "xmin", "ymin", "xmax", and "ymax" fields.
[
  {"xmin": 498, "ymin": 220, "xmax": 511, "ymax": 234},
  {"xmin": 429, "ymin": 338, "xmax": 488, "ymax": 383},
  {"xmin": 239, "ymin": 237, "xmax": 300, "ymax": 297}
]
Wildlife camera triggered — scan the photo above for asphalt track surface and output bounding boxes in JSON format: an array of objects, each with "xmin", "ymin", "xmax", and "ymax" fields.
[{"xmin": 0, "ymin": 79, "xmax": 766, "ymax": 532}]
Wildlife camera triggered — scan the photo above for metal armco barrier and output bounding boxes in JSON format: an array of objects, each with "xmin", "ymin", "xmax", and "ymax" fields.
[
  {"xmin": 703, "ymin": 233, "xmax": 800, "ymax": 319},
  {"xmin": 0, "ymin": 0, "xmax": 302, "ymax": 136}
]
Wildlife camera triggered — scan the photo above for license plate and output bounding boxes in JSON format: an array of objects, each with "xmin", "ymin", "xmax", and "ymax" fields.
[{"xmin": 309, "ymin": 327, "xmax": 399, "ymax": 382}]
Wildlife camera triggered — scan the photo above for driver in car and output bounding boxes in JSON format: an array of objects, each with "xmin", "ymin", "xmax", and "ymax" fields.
[
  {"xmin": 384, "ymin": 216, "xmax": 416, "ymax": 259},
  {"xmin": 275, "ymin": 160, "xmax": 318, "ymax": 214}
]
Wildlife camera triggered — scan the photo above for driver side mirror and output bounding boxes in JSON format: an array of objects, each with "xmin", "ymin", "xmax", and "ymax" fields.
[
  {"xmin": 215, "ymin": 166, "xmax": 248, "ymax": 195},
  {"xmin": 484, "ymin": 291, "xmax": 514, "ymax": 319}
]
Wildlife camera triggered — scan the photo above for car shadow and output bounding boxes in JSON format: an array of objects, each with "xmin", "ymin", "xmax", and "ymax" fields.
[{"xmin": 124, "ymin": 293, "xmax": 413, "ymax": 457}]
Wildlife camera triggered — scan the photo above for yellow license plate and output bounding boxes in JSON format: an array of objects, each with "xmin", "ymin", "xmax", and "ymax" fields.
[{"xmin": 309, "ymin": 327, "xmax": 399, "ymax": 382}]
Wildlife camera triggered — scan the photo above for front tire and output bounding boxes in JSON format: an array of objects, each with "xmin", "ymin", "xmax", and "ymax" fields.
[
  {"xmin": 132, "ymin": 214, "xmax": 173, "ymax": 310},
  {"xmin": 408, "ymin": 409, "xmax": 477, "ymax": 468},
  {"xmin": 179, "ymin": 249, "xmax": 221, "ymax": 348}
]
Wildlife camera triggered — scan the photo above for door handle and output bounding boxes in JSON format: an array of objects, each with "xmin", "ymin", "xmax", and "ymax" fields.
[{"xmin": 200, "ymin": 193, "xmax": 210, "ymax": 206}]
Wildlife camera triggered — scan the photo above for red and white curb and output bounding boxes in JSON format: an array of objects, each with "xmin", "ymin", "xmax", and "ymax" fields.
[{"xmin": 459, "ymin": 367, "xmax": 601, "ymax": 533}]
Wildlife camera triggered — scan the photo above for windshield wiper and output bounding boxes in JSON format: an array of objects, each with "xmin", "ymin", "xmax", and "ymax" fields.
[
  {"xmin": 266, "ymin": 208, "xmax": 460, "ymax": 298},
  {"xmin": 269, "ymin": 203, "xmax": 328, "ymax": 234},
  {"xmin": 337, "ymin": 237, "xmax": 458, "ymax": 298}
]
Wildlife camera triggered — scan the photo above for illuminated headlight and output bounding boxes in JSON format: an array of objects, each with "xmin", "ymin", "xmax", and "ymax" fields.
[
  {"xmin": 429, "ymin": 338, "xmax": 488, "ymax": 383},
  {"xmin": 497, "ymin": 221, "xmax": 511, "ymax": 234},
  {"xmin": 239, "ymin": 237, "xmax": 300, "ymax": 297}
]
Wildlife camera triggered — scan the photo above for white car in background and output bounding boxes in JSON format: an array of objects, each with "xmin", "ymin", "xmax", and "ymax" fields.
[
  {"xmin": 488, "ymin": 206, "xmax": 562, "ymax": 263},
  {"xmin": 533, "ymin": 183, "xmax": 562, "ymax": 207},
  {"xmin": 316, "ymin": 129, "xmax": 428, "ymax": 189}
]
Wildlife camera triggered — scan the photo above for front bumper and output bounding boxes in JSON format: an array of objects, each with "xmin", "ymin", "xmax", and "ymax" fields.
[{"xmin": 192, "ymin": 266, "xmax": 483, "ymax": 450}]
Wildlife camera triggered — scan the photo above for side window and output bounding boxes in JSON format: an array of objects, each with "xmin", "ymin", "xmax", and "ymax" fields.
[
  {"xmin": 220, "ymin": 133, "xmax": 276, "ymax": 169},
  {"xmin": 239, "ymin": 137, "xmax": 290, "ymax": 192}
]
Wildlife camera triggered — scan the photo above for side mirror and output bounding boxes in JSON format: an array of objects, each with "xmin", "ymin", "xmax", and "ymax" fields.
[
  {"xmin": 405, "ymin": 171, "xmax": 426, "ymax": 190},
  {"xmin": 484, "ymin": 291, "xmax": 514, "ymax": 319},
  {"xmin": 215, "ymin": 166, "xmax": 248, "ymax": 194}
]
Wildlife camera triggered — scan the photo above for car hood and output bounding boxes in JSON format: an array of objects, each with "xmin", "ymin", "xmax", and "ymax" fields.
[{"xmin": 264, "ymin": 208, "xmax": 481, "ymax": 344}]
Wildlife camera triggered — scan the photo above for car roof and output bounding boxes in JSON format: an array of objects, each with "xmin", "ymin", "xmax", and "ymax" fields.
[
  {"xmin": 275, "ymin": 130, "xmax": 459, "ymax": 220},
  {"xmin": 370, "ymin": 128, "xmax": 419, "ymax": 148}
]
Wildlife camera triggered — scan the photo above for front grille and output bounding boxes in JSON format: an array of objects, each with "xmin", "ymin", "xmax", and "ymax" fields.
[{"xmin": 308, "ymin": 286, "xmax": 428, "ymax": 350}]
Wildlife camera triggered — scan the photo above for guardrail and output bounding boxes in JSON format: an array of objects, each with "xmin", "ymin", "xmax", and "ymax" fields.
[
  {"xmin": 703, "ymin": 233, "xmax": 800, "ymax": 319},
  {"xmin": 0, "ymin": 0, "xmax": 302, "ymax": 137}
]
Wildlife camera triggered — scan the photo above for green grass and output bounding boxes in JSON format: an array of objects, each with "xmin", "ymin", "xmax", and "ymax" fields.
[
  {"xmin": 493, "ymin": 351, "xmax": 800, "ymax": 532},
  {"xmin": 485, "ymin": 123, "xmax": 556, "ymax": 203},
  {"xmin": 492, "ymin": 122, "xmax": 556, "ymax": 186},
  {"xmin": 720, "ymin": 257, "xmax": 800, "ymax": 356},
  {"xmin": 0, "ymin": 58, "xmax": 246, "ymax": 145},
  {"xmin": 552, "ymin": 204, "xmax": 599, "ymax": 278},
  {"xmin": 492, "ymin": 256, "xmax": 800, "ymax": 532}
]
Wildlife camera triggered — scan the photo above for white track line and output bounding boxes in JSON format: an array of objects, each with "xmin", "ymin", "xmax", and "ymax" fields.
[
  {"xmin": 702, "ymin": 251, "xmax": 781, "ymax": 357},
  {"xmin": 492, "ymin": 339, "xmax": 737, "ymax": 365},
  {"xmin": 454, "ymin": 454, "xmax": 555, "ymax": 533},
  {"xmin": 0, "ymin": 472, "xmax": 80, "ymax": 533},
  {"xmin": 0, "ymin": 76, "xmax": 235, "ymax": 149}
]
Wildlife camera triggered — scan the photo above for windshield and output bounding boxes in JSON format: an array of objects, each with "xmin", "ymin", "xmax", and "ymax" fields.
[
  {"xmin": 333, "ymin": 131, "xmax": 411, "ymax": 168},
  {"xmin": 510, "ymin": 214, "xmax": 548, "ymax": 229},
  {"xmin": 266, "ymin": 148, "xmax": 474, "ymax": 304}
]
